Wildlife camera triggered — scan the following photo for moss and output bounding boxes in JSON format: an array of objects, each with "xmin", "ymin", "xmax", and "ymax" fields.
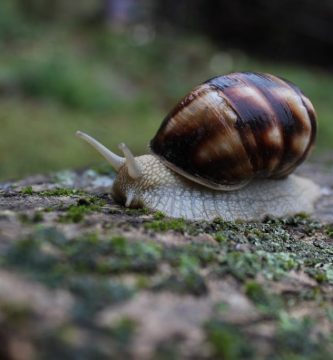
[
  {"xmin": 18, "ymin": 211, "xmax": 44, "ymax": 224},
  {"xmin": 35, "ymin": 326, "xmax": 123, "ymax": 360},
  {"xmin": 108, "ymin": 317, "xmax": 137, "ymax": 345},
  {"xmin": 32, "ymin": 211, "xmax": 44, "ymax": 222},
  {"xmin": 58, "ymin": 196, "xmax": 107, "ymax": 223},
  {"xmin": 153, "ymin": 339, "xmax": 182, "ymax": 360},
  {"xmin": 205, "ymin": 320, "xmax": 255, "ymax": 360},
  {"xmin": 50, "ymin": 234, "xmax": 163, "ymax": 275},
  {"xmin": 153, "ymin": 211, "xmax": 166, "ymax": 220},
  {"xmin": 20, "ymin": 186, "xmax": 87, "ymax": 197},
  {"xmin": 152, "ymin": 252, "xmax": 208, "ymax": 296},
  {"xmin": 21, "ymin": 185, "xmax": 33, "ymax": 195},
  {"xmin": 2, "ymin": 213, "xmax": 333, "ymax": 358},
  {"xmin": 4, "ymin": 235, "xmax": 68, "ymax": 287},
  {"xmin": 35, "ymin": 227, "xmax": 68, "ymax": 246},
  {"xmin": 12, "ymin": 229, "xmax": 208, "ymax": 296},
  {"xmin": 204, "ymin": 314, "xmax": 333, "ymax": 360},
  {"xmin": 144, "ymin": 218, "xmax": 187, "ymax": 232},
  {"xmin": 188, "ymin": 216, "xmax": 333, "ymax": 285},
  {"xmin": 178, "ymin": 253, "xmax": 200, "ymax": 274},
  {"xmin": 325, "ymin": 224, "xmax": 333, "ymax": 238},
  {"xmin": 0, "ymin": 302, "xmax": 31, "ymax": 324},
  {"xmin": 59, "ymin": 205, "xmax": 89, "ymax": 223},
  {"xmin": 274, "ymin": 313, "xmax": 332, "ymax": 359},
  {"xmin": 40, "ymin": 188, "xmax": 86, "ymax": 197},
  {"xmin": 218, "ymin": 252, "xmax": 262, "ymax": 281},
  {"xmin": 3, "ymin": 230, "xmax": 135, "ymax": 325},
  {"xmin": 124, "ymin": 207, "xmax": 151, "ymax": 216},
  {"xmin": 69, "ymin": 277, "xmax": 134, "ymax": 320},
  {"xmin": 17, "ymin": 213, "xmax": 30, "ymax": 223},
  {"xmin": 95, "ymin": 238, "xmax": 162, "ymax": 274},
  {"xmin": 215, "ymin": 232, "xmax": 228, "ymax": 243},
  {"xmin": 219, "ymin": 248, "xmax": 306, "ymax": 282},
  {"xmin": 11, "ymin": 214, "xmax": 333, "ymax": 290},
  {"xmin": 162, "ymin": 244, "xmax": 218, "ymax": 269},
  {"xmin": 308, "ymin": 264, "xmax": 333, "ymax": 285},
  {"xmin": 152, "ymin": 272, "xmax": 208, "ymax": 296},
  {"xmin": 245, "ymin": 281, "xmax": 282, "ymax": 315}
]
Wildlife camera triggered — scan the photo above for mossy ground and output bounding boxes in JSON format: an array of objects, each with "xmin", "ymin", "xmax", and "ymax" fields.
[{"xmin": 0, "ymin": 167, "xmax": 333, "ymax": 359}]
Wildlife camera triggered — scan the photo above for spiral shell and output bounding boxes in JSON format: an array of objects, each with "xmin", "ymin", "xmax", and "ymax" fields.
[{"xmin": 150, "ymin": 72, "xmax": 317, "ymax": 190}]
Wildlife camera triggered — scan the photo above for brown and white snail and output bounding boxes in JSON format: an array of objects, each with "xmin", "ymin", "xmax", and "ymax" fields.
[{"xmin": 76, "ymin": 72, "xmax": 320, "ymax": 221}]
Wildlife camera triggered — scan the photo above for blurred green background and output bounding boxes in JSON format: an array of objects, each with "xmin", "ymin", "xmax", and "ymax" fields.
[{"xmin": 0, "ymin": 0, "xmax": 332, "ymax": 181}]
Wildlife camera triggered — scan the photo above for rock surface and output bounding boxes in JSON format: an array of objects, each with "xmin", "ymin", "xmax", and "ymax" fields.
[{"xmin": 0, "ymin": 159, "xmax": 333, "ymax": 360}]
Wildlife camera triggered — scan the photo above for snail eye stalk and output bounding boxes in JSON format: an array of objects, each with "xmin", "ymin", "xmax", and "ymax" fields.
[
  {"xmin": 118, "ymin": 143, "xmax": 142, "ymax": 179},
  {"xmin": 76, "ymin": 131, "xmax": 125, "ymax": 171}
]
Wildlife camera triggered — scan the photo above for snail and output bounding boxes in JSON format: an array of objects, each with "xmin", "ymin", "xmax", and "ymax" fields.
[{"xmin": 76, "ymin": 72, "xmax": 320, "ymax": 221}]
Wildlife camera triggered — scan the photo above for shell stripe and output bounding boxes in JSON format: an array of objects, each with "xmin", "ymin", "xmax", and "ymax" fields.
[
  {"xmin": 261, "ymin": 74, "xmax": 316, "ymax": 177},
  {"xmin": 192, "ymin": 90, "xmax": 254, "ymax": 182},
  {"xmin": 276, "ymin": 80, "xmax": 317, "ymax": 176},
  {"xmin": 209, "ymin": 73, "xmax": 285, "ymax": 176},
  {"xmin": 240, "ymin": 74, "xmax": 295, "ymax": 177},
  {"xmin": 262, "ymin": 74, "xmax": 316, "ymax": 175},
  {"xmin": 157, "ymin": 84, "xmax": 210, "ymax": 136},
  {"xmin": 233, "ymin": 73, "xmax": 313, "ymax": 178},
  {"xmin": 208, "ymin": 83, "xmax": 264, "ymax": 173}
]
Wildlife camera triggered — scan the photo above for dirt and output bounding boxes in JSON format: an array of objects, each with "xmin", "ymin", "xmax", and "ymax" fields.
[{"xmin": 0, "ymin": 158, "xmax": 332, "ymax": 360}]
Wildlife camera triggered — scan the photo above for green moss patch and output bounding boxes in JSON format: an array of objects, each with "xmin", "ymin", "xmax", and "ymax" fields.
[
  {"xmin": 1, "ymin": 211, "xmax": 333, "ymax": 358},
  {"xmin": 205, "ymin": 320, "xmax": 255, "ymax": 360},
  {"xmin": 58, "ymin": 196, "xmax": 107, "ymax": 223},
  {"xmin": 20, "ymin": 187, "xmax": 87, "ymax": 197}
]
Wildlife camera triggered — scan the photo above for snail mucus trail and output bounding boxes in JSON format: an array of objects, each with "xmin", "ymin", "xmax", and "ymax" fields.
[{"xmin": 76, "ymin": 72, "xmax": 320, "ymax": 221}]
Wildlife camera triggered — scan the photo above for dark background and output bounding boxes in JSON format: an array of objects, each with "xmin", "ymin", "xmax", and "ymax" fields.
[{"xmin": 155, "ymin": 0, "xmax": 333, "ymax": 67}]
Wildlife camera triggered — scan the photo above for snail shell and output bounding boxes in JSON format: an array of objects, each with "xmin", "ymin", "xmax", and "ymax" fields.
[{"xmin": 150, "ymin": 72, "xmax": 317, "ymax": 190}]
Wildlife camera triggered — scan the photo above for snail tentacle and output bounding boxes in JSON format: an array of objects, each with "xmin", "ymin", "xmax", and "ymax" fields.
[
  {"xmin": 76, "ymin": 131, "xmax": 125, "ymax": 171},
  {"xmin": 118, "ymin": 143, "xmax": 142, "ymax": 179}
]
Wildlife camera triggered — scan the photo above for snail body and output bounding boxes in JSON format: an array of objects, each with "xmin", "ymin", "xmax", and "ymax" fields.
[{"xmin": 76, "ymin": 72, "xmax": 320, "ymax": 221}]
